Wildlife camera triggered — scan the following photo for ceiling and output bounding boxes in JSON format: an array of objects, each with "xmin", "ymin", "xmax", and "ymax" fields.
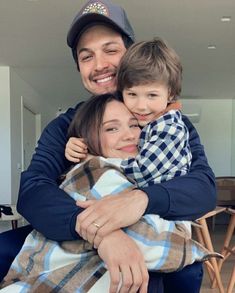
[{"xmin": 0, "ymin": 0, "xmax": 235, "ymax": 111}]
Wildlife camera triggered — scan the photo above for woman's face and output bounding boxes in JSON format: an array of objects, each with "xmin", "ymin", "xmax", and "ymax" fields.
[{"xmin": 100, "ymin": 100, "xmax": 141, "ymax": 159}]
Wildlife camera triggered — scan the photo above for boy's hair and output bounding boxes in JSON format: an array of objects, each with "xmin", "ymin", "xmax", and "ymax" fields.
[
  {"xmin": 117, "ymin": 38, "xmax": 182, "ymax": 100},
  {"xmin": 68, "ymin": 93, "xmax": 122, "ymax": 156}
]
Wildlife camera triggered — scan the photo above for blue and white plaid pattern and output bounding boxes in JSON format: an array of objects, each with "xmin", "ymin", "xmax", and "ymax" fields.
[
  {"xmin": 121, "ymin": 110, "xmax": 192, "ymax": 187},
  {"xmin": 1, "ymin": 158, "xmax": 221, "ymax": 293}
]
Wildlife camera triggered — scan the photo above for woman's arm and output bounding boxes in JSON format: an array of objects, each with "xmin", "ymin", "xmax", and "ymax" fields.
[{"xmin": 141, "ymin": 115, "xmax": 216, "ymax": 220}]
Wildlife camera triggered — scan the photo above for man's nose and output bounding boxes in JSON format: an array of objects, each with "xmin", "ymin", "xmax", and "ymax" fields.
[{"xmin": 94, "ymin": 54, "xmax": 108, "ymax": 71}]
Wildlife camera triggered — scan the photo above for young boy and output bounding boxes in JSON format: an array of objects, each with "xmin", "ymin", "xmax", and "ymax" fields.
[
  {"xmin": 117, "ymin": 37, "xmax": 192, "ymax": 186},
  {"xmin": 66, "ymin": 37, "xmax": 192, "ymax": 188}
]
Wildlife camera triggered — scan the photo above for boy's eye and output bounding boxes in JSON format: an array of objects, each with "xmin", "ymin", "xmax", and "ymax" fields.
[{"xmin": 148, "ymin": 93, "xmax": 158, "ymax": 98}]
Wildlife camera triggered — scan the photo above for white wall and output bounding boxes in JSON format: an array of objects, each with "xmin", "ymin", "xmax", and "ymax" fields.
[
  {"xmin": 0, "ymin": 67, "xmax": 11, "ymax": 203},
  {"xmin": 182, "ymin": 99, "xmax": 233, "ymax": 176},
  {"xmin": 10, "ymin": 69, "xmax": 56, "ymax": 204},
  {"xmin": 232, "ymin": 99, "xmax": 235, "ymax": 176},
  {"xmin": 0, "ymin": 66, "xmax": 55, "ymax": 204}
]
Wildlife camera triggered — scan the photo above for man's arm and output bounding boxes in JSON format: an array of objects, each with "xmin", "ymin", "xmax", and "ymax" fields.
[
  {"xmin": 141, "ymin": 115, "xmax": 216, "ymax": 220},
  {"xmin": 17, "ymin": 105, "xmax": 84, "ymax": 241},
  {"xmin": 74, "ymin": 116, "xmax": 215, "ymax": 241}
]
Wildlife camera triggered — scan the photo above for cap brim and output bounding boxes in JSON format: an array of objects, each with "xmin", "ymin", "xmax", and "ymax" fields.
[{"xmin": 67, "ymin": 13, "xmax": 128, "ymax": 49}]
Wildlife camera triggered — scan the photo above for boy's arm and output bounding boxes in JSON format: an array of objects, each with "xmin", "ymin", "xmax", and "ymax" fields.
[
  {"xmin": 141, "ymin": 116, "xmax": 216, "ymax": 220},
  {"xmin": 17, "ymin": 106, "xmax": 84, "ymax": 241}
]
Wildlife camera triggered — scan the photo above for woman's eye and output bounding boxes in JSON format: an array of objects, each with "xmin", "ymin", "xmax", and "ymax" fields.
[
  {"xmin": 130, "ymin": 124, "xmax": 139, "ymax": 128},
  {"xmin": 128, "ymin": 92, "xmax": 136, "ymax": 97},
  {"xmin": 106, "ymin": 127, "xmax": 118, "ymax": 132}
]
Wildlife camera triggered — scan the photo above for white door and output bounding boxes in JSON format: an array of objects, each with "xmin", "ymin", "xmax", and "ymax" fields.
[{"xmin": 22, "ymin": 106, "xmax": 37, "ymax": 170}]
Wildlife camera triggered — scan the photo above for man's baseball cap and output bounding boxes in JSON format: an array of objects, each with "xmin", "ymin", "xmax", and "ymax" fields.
[{"xmin": 67, "ymin": 0, "xmax": 135, "ymax": 62}]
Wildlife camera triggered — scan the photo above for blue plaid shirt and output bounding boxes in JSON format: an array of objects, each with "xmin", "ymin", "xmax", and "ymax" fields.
[{"xmin": 121, "ymin": 110, "xmax": 192, "ymax": 187}]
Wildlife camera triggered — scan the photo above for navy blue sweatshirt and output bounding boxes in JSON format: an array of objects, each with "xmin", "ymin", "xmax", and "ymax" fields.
[{"xmin": 17, "ymin": 103, "xmax": 216, "ymax": 241}]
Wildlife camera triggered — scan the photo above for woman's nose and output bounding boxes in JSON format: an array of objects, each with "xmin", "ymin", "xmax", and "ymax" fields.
[{"xmin": 123, "ymin": 128, "xmax": 135, "ymax": 140}]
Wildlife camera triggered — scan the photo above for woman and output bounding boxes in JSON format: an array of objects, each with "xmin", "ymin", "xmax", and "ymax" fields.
[{"xmin": 0, "ymin": 94, "xmax": 218, "ymax": 293}]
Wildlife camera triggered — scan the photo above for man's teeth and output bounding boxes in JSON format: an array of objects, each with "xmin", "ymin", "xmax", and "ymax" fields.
[{"xmin": 96, "ymin": 76, "xmax": 113, "ymax": 83}]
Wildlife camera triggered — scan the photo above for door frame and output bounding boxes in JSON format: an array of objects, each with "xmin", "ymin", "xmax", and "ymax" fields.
[{"xmin": 20, "ymin": 96, "xmax": 41, "ymax": 171}]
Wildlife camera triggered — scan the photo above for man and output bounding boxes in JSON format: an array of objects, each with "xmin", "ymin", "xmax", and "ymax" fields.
[{"xmin": 0, "ymin": 0, "xmax": 216, "ymax": 292}]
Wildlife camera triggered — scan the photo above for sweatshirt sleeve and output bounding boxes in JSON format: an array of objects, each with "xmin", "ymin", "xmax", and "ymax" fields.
[
  {"xmin": 17, "ymin": 105, "xmax": 84, "ymax": 241},
  {"xmin": 141, "ymin": 115, "xmax": 217, "ymax": 221}
]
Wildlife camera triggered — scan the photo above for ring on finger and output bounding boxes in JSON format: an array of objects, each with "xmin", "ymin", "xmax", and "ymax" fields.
[{"xmin": 93, "ymin": 221, "xmax": 101, "ymax": 229}]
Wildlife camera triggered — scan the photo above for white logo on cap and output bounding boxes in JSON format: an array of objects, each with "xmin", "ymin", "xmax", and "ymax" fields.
[{"xmin": 82, "ymin": 2, "xmax": 109, "ymax": 16}]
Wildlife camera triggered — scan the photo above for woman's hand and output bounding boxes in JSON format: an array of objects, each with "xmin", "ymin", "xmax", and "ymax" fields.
[
  {"xmin": 75, "ymin": 189, "xmax": 148, "ymax": 247},
  {"xmin": 65, "ymin": 137, "xmax": 88, "ymax": 163},
  {"xmin": 98, "ymin": 229, "xmax": 149, "ymax": 293}
]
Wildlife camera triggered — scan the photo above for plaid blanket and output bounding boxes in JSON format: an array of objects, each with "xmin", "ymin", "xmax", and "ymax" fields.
[{"xmin": 0, "ymin": 157, "xmax": 221, "ymax": 292}]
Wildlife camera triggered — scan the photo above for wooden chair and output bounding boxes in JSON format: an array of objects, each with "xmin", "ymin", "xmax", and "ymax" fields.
[
  {"xmin": 194, "ymin": 207, "xmax": 226, "ymax": 293},
  {"xmin": 194, "ymin": 176, "xmax": 235, "ymax": 293},
  {"xmin": 212, "ymin": 208, "xmax": 234, "ymax": 293},
  {"xmin": 215, "ymin": 177, "xmax": 235, "ymax": 293},
  {"xmin": 211, "ymin": 177, "xmax": 235, "ymax": 230}
]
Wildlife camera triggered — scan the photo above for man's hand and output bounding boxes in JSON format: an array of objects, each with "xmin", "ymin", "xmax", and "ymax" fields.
[
  {"xmin": 75, "ymin": 189, "xmax": 148, "ymax": 247},
  {"xmin": 65, "ymin": 137, "xmax": 88, "ymax": 163},
  {"xmin": 98, "ymin": 229, "xmax": 149, "ymax": 293}
]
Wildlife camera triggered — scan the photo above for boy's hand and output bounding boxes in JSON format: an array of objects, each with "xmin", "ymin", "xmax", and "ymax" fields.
[{"xmin": 65, "ymin": 137, "xmax": 88, "ymax": 163}]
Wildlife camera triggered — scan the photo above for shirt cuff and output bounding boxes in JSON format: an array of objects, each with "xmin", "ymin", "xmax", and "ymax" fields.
[{"xmin": 139, "ymin": 184, "xmax": 170, "ymax": 217}]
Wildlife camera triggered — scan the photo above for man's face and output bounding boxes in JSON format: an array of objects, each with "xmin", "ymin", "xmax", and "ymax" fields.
[{"xmin": 77, "ymin": 25, "xmax": 126, "ymax": 95}]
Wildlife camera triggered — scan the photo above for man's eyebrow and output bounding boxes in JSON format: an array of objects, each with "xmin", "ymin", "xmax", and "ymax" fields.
[
  {"xmin": 78, "ymin": 41, "xmax": 121, "ymax": 55},
  {"xmin": 102, "ymin": 41, "xmax": 121, "ymax": 48},
  {"xmin": 77, "ymin": 47, "xmax": 91, "ymax": 55}
]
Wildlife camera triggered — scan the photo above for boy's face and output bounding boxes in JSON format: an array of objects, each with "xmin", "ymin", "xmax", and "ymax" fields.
[
  {"xmin": 77, "ymin": 25, "xmax": 126, "ymax": 95},
  {"xmin": 123, "ymin": 82, "xmax": 173, "ymax": 127}
]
